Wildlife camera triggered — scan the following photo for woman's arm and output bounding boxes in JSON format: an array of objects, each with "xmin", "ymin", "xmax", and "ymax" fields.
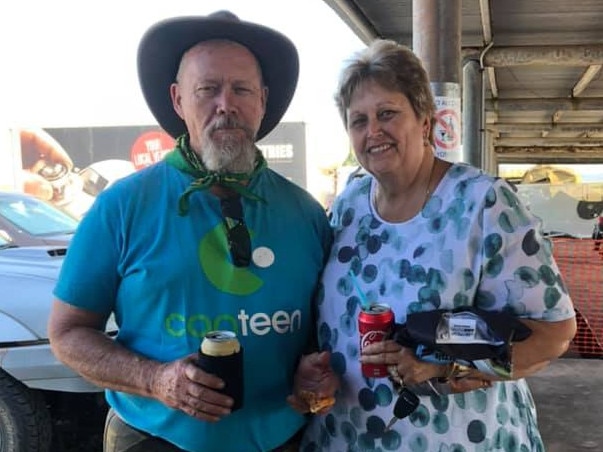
[{"xmin": 511, "ymin": 317, "xmax": 577, "ymax": 378}]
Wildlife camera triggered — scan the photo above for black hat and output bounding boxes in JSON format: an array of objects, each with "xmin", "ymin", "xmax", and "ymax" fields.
[{"xmin": 137, "ymin": 10, "xmax": 299, "ymax": 140}]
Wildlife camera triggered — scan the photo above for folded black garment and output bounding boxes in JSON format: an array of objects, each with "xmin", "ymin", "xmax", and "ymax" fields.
[{"xmin": 390, "ymin": 306, "xmax": 532, "ymax": 363}]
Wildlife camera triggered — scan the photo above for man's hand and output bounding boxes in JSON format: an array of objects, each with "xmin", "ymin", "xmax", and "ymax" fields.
[
  {"xmin": 287, "ymin": 351, "xmax": 339, "ymax": 414},
  {"xmin": 150, "ymin": 353, "xmax": 234, "ymax": 422}
]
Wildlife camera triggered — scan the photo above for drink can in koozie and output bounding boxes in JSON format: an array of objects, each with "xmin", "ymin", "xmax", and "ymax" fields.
[
  {"xmin": 197, "ymin": 330, "xmax": 244, "ymax": 411},
  {"xmin": 359, "ymin": 304, "xmax": 394, "ymax": 378}
]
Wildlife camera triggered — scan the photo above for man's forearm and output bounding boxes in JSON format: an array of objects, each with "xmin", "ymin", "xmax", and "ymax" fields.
[{"xmin": 51, "ymin": 326, "xmax": 161, "ymax": 397}]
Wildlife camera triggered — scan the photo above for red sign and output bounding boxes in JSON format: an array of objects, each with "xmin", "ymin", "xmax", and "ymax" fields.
[
  {"xmin": 434, "ymin": 108, "xmax": 460, "ymax": 151},
  {"xmin": 130, "ymin": 131, "xmax": 175, "ymax": 170}
]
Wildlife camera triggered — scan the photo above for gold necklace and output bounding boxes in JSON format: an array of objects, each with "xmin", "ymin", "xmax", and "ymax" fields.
[
  {"xmin": 422, "ymin": 157, "xmax": 437, "ymax": 209},
  {"xmin": 372, "ymin": 156, "xmax": 438, "ymax": 220}
]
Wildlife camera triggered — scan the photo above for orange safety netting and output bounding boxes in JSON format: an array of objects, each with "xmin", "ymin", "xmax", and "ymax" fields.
[{"xmin": 551, "ymin": 237, "xmax": 603, "ymax": 359}]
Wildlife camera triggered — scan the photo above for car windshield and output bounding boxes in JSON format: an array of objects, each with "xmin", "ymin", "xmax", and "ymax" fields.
[
  {"xmin": 0, "ymin": 196, "xmax": 79, "ymax": 236},
  {"xmin": 0, "ymin": 233, "xmax": 13, "ymax": 249}
]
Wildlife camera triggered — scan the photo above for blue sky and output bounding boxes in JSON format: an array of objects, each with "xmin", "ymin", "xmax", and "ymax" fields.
[{"xmin": 3, "ymin": 0, "xmax": 365, "ymax": 170}]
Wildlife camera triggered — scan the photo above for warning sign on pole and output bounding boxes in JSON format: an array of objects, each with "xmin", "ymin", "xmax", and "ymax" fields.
[{"xmin": 434, "ymin": 96, "xmax": 461, "ymax": 162}]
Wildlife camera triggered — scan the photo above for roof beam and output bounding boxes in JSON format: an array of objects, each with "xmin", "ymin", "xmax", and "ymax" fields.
[
  {"xmin": 486, "ymin": 98, "xmax": 603, "ymax": 111},
  {"xmin": 572, "ymin": 65, "xmax": 603, "ymax": 97},
  {"xmin": 489, "ymin": 125, "xmax": 603, "ymax": 136},
  {"xmin": 495, "ymin": 149, "xmax": 603, "ymax": 164},
  {"xmin": 496, "ymin": 137, "xmax": 603, "ymax": 147},
  {"xmin": 488, "ymin": 122, "xmax": 603, "ymax": 130},
  {"xmin": 322, "ymin": 0, "xmax": 379, "ymax": 44},
  {"xmin": 464, "ymin": 44, "xmax": 603, "ymax": 67}
]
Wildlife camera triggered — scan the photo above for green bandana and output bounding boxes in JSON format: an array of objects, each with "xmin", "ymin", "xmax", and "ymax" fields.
[{"xmin": 165, "ymin": 134, "xmax": 267, "ymax": 215}]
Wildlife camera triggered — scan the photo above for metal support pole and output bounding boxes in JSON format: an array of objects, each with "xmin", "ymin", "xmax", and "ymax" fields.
[
  {"xmin": 462, "ymin": 59, "xmax": 484, "ymax": 168},
  {"xmin": 413, "ymin": 0, "xmax": 463, "ymax": 163},
  {"xmin": 413, "ymin": 0, "xmax": 461, "ymax": 82},
  {"xmin": 487, "ymin": 132, "xmax": 497, "ymax": 175}
]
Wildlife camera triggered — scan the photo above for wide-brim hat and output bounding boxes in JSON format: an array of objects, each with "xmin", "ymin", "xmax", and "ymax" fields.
[{"xmin": 137, "ymin": 10, "xmax": 299, "ymax": 140}]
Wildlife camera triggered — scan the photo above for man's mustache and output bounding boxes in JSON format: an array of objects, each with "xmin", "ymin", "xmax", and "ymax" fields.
[{"xmin": 207, "ymin": 116, "xmax": 255, "ymax": 138}]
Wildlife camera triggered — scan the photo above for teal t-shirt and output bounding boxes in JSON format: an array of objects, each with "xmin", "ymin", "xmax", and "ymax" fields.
[{"xmin": 54, "ymin": 160, "xmax": 332, "ymax": 452}]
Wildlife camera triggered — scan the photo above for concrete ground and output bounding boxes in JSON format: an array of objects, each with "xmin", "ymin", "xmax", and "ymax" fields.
[{"xmin": 527, "ymin": 358, "xmax": 603, "ymax": 451}]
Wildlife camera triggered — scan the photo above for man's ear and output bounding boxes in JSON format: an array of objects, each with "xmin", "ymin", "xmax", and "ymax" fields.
[
  {"xmin": 170, "ymin": 83, "xmax": 185, "ymax": 120},
  {"xmin": 261, "ymin": 86, "xmax": 269, "ymax": 116}
]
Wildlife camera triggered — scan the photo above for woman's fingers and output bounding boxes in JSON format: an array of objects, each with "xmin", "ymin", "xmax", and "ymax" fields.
[{"xmin": 361, "ymin": 339, "xmax": 402, "ymax": 355}]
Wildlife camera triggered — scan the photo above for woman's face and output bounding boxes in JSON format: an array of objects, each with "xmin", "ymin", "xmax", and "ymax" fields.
[{"xmin": 346, "ymin": 79, "xmax": 429, "ymax": 180}]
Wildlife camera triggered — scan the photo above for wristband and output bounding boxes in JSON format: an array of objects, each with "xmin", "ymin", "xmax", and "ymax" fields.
[{"xmin": 438, "ymin": 361, "xmax": 472, "ymax": 382}]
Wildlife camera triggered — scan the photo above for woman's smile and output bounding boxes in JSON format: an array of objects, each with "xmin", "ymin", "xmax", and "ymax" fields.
[{"xmin": 367, "ymin": 143, "xmax": 395, "ymax": 155}]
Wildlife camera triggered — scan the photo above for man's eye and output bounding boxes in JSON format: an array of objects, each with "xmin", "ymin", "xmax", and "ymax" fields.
[
  {"xmin": 234, "ymin": 87, "xmax": 253, "ymax": 95},
  {"xmin": 198, "ymin": 85, "xmax": 217, "ymax": 93}
]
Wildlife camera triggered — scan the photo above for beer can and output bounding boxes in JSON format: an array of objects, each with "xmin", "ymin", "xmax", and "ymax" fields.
[
  {"xmin": 359, "ymin": 303, "xmax": 394, "ymax": 378},
  {"xmin": 197, "ymin": 331, "xmax": 244, "ymax": 411}
]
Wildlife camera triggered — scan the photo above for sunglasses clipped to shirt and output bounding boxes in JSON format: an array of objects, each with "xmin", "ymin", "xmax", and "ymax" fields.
[{"xmin": 220, "ymin": 196, "xmax": 251, "ymax": 267}]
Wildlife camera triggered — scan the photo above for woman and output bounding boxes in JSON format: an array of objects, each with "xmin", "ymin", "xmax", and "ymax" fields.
[{"xmin": 301, "ymin": 40, "xmax": 576, "ymax": 451}]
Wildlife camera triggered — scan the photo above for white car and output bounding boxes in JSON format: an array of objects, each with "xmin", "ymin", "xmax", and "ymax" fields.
[
  {"xmin": 0, "ymin": 241, "xmax": 116, "ymax": 451},
  {"xmin": 0, "ymin": 191, "xmax": 78, "ymax": 246},
  {"xmin": 59, "ymin": 159, "xmax": 136, "ymax": 219}
]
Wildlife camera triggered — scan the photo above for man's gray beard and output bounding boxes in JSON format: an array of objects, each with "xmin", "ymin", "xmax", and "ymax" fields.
[{"xmin": 201, "ymin": 134, "xmax": 257, "ymax": 174}]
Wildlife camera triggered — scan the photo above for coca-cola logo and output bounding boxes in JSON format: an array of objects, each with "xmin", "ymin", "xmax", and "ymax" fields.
[{"xmin": 360, "ymin": 330, "xmax": 387, "ymax": 349}]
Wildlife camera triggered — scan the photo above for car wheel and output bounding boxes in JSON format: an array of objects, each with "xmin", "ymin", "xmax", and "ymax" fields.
[{"xmin": 0, "ymin": 370, "xmax": 52, "ymax": 452}]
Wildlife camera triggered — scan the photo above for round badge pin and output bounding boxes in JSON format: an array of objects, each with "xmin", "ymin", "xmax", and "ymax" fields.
[{"xmin": 252, "ymin": 247, "xmax": 275, "ymax": 268}]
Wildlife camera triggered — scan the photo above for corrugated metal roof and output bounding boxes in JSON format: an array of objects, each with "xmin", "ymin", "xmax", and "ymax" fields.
[{"xmin": 323, "ymin": 0, "xmax": 603, "ymax": 163}]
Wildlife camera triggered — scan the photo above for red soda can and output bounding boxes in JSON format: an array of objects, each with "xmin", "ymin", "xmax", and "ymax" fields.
[{"xmin": 359, "ymin": 303, "xmax": 394, "ymax": 378}]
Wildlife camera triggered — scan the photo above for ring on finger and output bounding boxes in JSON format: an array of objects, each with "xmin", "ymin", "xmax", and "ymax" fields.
[{"xmin": 388, "ymin": 365, "xmax": 403, "ymax": 384}]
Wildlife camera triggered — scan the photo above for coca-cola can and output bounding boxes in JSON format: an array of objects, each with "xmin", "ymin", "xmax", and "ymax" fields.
[{"xmin": 359, "ymin": 303, "xmax": 394, "ymax": 378}]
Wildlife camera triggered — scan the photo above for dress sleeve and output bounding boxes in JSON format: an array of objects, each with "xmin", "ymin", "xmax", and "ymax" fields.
[{"xmin": 475, "ymin": 178, "xmax": 575, "ymax": 322}]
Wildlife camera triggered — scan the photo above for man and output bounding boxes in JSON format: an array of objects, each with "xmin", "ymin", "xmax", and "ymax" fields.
[{"xmin": 48, "ymin": 11, "xmax": 337, "ymax": 452}]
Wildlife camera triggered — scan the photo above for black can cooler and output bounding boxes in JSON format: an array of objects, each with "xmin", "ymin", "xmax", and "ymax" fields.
[{"xmin": 197, "ymin": 331, "xmax": 244, "ymax": 411}]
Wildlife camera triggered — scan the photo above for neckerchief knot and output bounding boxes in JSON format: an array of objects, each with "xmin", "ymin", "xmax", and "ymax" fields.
[{"xmin": 164, "ymin": 134, "xmax": 267, "ymax": 215}]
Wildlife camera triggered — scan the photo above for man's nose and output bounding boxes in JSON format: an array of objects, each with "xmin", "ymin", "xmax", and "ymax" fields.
[{"xmin": 215, "ymin": 88, "xmax": 237, "ymax": 115}]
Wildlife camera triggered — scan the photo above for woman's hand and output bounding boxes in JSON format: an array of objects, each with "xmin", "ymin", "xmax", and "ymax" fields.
[
  {"xmin": 360, "ymin": 339, "xmax": 442, "ymax": 385},
  {"xmin": 288, "ymin": 351, "xmax": 339, "ymax": 414},
  {"xmin": 361, "ymin": 340, "xmax": 495, "ymax": 394}
]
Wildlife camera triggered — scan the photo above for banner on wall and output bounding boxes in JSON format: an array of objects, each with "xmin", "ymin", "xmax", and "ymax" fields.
[{"xmin": 13, "ymin": 122, "xmax": 307, "ymax": 218}]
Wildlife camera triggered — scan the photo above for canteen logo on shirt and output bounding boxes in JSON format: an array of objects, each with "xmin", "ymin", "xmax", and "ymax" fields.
[
  {"xmin": 165, "ymin": 308, "xmax": 302, "ymax": 338},
  {"xmin": 199, "ymin": 224, "xmax": 268, "ymax": 296}
]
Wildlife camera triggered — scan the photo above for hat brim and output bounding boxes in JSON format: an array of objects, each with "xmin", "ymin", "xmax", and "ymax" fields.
[{"xmin": 137, "ymin": 15, "xmax": 299, "ymax": 140}]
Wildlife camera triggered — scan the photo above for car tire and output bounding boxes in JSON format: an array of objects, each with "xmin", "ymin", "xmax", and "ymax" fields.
[{"xmin": 0, "ymin": 370, "xmax": 52, "ymax": 452}]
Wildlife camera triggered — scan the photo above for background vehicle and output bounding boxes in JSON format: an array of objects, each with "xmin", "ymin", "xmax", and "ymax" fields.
[
  {"xmin": 592, "ymin": 214, "xmax": 603, "ymax": 241},
  {"xmin": 60, "ymin": 159, "xmax": 135, "ymax": 219},
  {"xmin": 0, "ymin": 244, "xmax": 115, "ymax": 451},
  {"xmin": 0, "ymin": 192, "xmax": 78, "ymax": 246}
]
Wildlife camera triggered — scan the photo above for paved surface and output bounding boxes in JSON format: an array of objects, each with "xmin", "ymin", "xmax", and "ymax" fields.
[{"xmin": 527, "ymin": 358, "xmax": 603, "ymax": 451}]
